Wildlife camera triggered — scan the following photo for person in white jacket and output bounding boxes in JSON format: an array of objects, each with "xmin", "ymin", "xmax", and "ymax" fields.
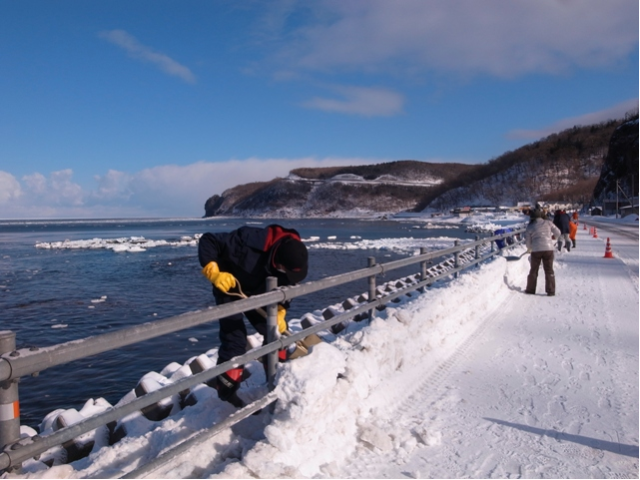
[{"xmin": 525, "ymin": 208, "xmax": 561, "ymax": 296}]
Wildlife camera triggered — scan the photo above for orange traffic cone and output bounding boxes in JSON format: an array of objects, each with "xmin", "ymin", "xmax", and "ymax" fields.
[
  {"xmin": 604, "ymin": 238, "xmax": 614, "ymax": 258},
  {"xmin": 593, "ymin": 227, "xmax": 598, "ymax": 238}
]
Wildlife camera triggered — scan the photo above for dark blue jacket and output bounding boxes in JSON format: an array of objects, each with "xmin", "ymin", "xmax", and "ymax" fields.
[
  {"xmin": 553, "ymin": 212, "xmax": 571, "ymax": 234},
  {"xmin": 198, "ymin": 224, "xmax": 302, "ymax": 296}
]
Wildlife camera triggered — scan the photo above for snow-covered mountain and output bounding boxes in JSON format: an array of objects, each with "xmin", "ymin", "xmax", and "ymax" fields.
[
  {"xmin": 203, "ymin": 160, "xmax": 476, "ymax": 218},
  {"xmin": 203, "ymin": 116, "xmax": 634, "ymax": 218}
]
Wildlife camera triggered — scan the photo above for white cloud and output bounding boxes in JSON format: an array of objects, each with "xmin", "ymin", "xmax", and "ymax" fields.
[
  {"xmin": 21, "ymin": 172, "xmax": 47, "ymax": 195},
  {"xmin": 300, "ymin": 85, "xmax": 404, "ymax": 116},
  {"xmin": 99, "ymin": 29, "xmax": 196, "ymax": 84},
  {"xmin": 0, "ymin": 171, "xmax": 22, "ymax": 204},
  {"xmin": 125, "ymin": 157, "xmax": 380, "ymax": 215},
  {"xmin": 267, "ymin": 0, "xmax": 638, "ymax": 79},
  {"xmin": 0, "ymin": 170, "xmax": 87, "ymax": 219},
  {"xmin": 93, "ymin": 170, "xmax": 133, "ymax": 201},
  {"xmin": 508, "ymin": 98, "xmax": 639, "ymax": 140},
  {"xmin": 23, "ymin": 169, "xmax": 84, "ymax": 205},
  {"xmin": 0, "ymin": 157, "xmax": 383, "ymax": 219},
  {"xmin": 49, "ymin": 170, "xmax": 84, "ymax": 205}
]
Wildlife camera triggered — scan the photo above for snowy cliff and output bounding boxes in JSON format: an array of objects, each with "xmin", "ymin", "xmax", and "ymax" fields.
[
  {"xmin": 203, "ymin": 160, "xmax": 476, "ymax": 218},
  {"xmin": 203, "ymin": 116, "xmax": 632, "ymax": 218}
]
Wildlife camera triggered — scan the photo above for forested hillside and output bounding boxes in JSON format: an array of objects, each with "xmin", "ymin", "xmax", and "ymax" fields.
[
  {"xmin": 593, "ymin": 114, "xmax": 639, "ymax": 204},
  {"xmin": 203, "ymin": 115, "xmax": 636, "ymax": 218},
  {"xmin": 417, "ymin": 118, "xmax": 624, "ymax": 211}
]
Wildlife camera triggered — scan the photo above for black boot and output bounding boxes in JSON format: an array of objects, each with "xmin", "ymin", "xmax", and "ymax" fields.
[
  {"xmin": 208, "ymin": 368, "xmax": 245, "ymax": 406},
  {"xmin": 223, "ymin": 391, "xmax": 246, "ymax": 408}
]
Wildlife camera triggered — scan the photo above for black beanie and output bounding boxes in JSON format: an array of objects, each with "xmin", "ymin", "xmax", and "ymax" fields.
[{"xmin": 274, "ymin": 238, "xmax": 308, "ymax": 283}]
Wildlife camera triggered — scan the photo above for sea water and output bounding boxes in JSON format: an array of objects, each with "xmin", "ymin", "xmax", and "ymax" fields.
[{"xmin": 0, "ymin": 217, "xmax": 479, "ymax": 427}]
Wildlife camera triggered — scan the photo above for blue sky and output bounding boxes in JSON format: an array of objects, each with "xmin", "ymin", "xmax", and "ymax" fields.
[{"xmin": 1, "ymin": 0, "xmax": 638, "ymax": 219}]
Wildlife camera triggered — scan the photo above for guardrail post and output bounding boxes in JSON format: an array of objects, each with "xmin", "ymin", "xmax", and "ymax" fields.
[
  {"xmin": 420, "ymin": 247, "xmax": 428, "ymax": 282},
  {"xmin": 368, "ymin": 257, "xmax": 377, "ymax": 321},
  {"xmin": 454, "ymin": 240, "xmax": 460, "ymax": 278},
  {"xmin": 0, "ymin": 331, "xmax": 20, "ymax": 452},
  {"xmin": 265, "ymin": 277, "xmax": 279, "ymax": 393},
  {"xmin": 475, "ymin": 235, "xmax": 480, "ymax": 263}
]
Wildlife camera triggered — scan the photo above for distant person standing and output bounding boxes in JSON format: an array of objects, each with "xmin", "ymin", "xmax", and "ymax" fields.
[
  {"xmin": 552, "ymin": 210, "xmax": 571, "ymax": 252},
  {"xmin": 525, "ymin": 208, "xmax": 561, "ymax": 296},
  {"xmin": 569, "ymin": 218, "xmax": 578, "ymax": 249}
]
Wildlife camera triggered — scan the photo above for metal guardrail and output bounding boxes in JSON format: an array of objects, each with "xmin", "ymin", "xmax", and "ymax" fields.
[{"xmin": 0, "ymin": 228, "xmax": 525, "ymax": 474}]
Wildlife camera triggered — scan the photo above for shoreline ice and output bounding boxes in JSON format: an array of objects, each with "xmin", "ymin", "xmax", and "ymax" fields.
[{"xmin": 32, "ymin": 212, "xmax": 528, "ymax": 254}]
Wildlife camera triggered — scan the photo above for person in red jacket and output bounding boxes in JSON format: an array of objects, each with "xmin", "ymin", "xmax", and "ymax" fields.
[{"xmin": 198, "ymin": 224, "xmax": 308, "ymax": 407}]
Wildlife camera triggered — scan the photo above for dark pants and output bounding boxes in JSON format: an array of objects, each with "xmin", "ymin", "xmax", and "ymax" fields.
[
  {"xmin": 526, "ymin": 251, "xmax": 555, "ymax": 295},
  {"xmin": 213, "ymin": 292, "xmax": 267, "ymax": 364}
]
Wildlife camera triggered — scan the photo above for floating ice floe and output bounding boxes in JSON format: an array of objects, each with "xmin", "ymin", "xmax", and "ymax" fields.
[
  {"xmin": 412, "ymin": 223, "xmax": 459, "ymax": 230},
  {"xmin": 464, "ymin": 221, "xmax": 527, "ymax": 234},
  {"xmin": 307, "ymin": 236, "xmax": 465, "ymax": 255},
  {"xmin": 35, "ymin": 234, "xmax": 202, "ymax": 253}
]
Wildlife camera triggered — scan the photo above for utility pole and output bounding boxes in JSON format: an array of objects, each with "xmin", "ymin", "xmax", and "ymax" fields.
[{"xmin": 615, "ymin": 179, "xmax": 619, "ymax": 218}]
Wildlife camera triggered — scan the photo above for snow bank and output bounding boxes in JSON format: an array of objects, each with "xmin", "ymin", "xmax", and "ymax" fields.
[{"xmin": 209, "ymin": 253, "xmax": 528, "ymax": 478}]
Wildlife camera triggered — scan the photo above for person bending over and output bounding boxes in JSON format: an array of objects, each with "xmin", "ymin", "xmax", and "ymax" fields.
[{"xmin": 198, "ymin": 224, "xmax": 308, "ymax": 407}]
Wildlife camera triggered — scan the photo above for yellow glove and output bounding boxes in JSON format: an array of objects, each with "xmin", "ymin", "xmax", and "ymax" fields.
[
  {"xmin": 277, "ymin": 305, "xmax": 287, "ymax": 334},
  {"xmin": 202, "ymin": 261, "xmax": 237, "ymax": 293}
]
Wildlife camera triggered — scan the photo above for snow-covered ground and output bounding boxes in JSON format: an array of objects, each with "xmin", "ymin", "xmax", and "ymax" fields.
[
  {"xmin": 286, "ymin": 172, "xmax": 443, "ymax": 187},
  {"xmin": 5, "ymin": 214, "xmax": 638, "ymax": 479}
]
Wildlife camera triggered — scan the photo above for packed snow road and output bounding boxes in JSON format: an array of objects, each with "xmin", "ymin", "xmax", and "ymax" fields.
[{"xmin": 338, "ymin": 222, "xmax": 639, "ymax": 479}]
